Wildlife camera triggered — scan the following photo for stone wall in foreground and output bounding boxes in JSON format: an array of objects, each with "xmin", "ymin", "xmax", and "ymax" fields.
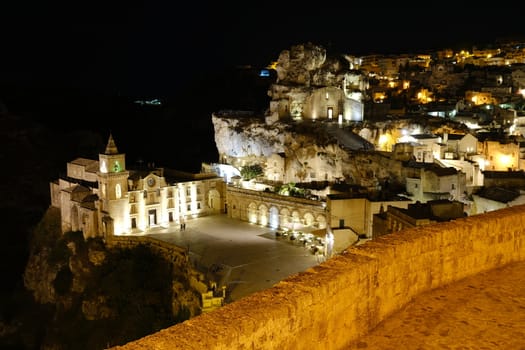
[{"xmin": 111, "ymin": 205, "xmax": 525, "ymax": 350}]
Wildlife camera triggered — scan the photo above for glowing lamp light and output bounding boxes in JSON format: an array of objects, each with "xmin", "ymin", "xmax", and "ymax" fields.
[
  {"xmin": 259, "ymin": 214, "xmax": 268, "ymax": 226},
  {"xmin": 269, "ymin": 215, "xmax": 279, "ymax": 229},
  {"xmin": 378, "ymin": 134, "xmax": 390, "ymax": 150},
  {"xmin": 114, "ymin": 222, "xmax": 124, "ymax": 235},
  {"xmin": 249, "ymin": 212, "xmax": 258, "ymax": 224},
  {"xmin": 498, "ymin": 154, "xmax": 512, "ymax": 169}
]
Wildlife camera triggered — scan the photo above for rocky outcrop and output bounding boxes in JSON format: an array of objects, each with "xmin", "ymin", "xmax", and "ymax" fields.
[
  {"xmin": 23, "ymin": 247, "xmax": 63, "ymax": 304},
  {"xmin": 212, "ymin": 114, "xmax": 289, "ymax": 158},
  {"xmin": 274, "ymin": 42, "xmax": 350, "ymax": 87},
  {"xmin": 212, "ymin": 113, "xmax": 410, "ymax": 188},
  {"xmin": 18, "ymin": 207, "xmax": 203, "ymax": 349},
  {"xmin": 275, "ymin": 43, "xmax": 328, "ymax": 85}
]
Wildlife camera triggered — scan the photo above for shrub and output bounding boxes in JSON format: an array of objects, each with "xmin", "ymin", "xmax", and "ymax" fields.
[{"xmin": 240, "ymin": 164, "xmax": 263, "ymax": 180}]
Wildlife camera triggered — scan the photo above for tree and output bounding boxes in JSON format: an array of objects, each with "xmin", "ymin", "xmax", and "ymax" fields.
[{"xmin": 240, "ymin": 164, "xmax": 263, "ymax": 181}]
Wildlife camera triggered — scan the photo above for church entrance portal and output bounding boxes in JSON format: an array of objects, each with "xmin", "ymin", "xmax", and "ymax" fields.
[{"xmin": 149, "ymin": 209, "xmax": 157, "ymax": 226}]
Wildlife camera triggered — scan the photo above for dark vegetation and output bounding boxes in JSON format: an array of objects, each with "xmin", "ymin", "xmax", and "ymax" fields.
[
  {"xmin": 2, "ymin": 208, "xmax": 183, "ymax": 350},
  {"xmin": 0, "ymin": 111, "xmax": 104, "ymax": 311}
]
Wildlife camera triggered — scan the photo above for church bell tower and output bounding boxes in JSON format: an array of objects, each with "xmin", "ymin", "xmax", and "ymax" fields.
[{"xmin": 97, "ymin": 133, "xmax": 130, "ymax": 235}]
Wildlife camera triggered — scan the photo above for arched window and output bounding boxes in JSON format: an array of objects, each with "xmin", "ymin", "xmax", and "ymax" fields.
[{"xmin": 115, "ymin": 184, "xmax": 122, "ymax": 199}]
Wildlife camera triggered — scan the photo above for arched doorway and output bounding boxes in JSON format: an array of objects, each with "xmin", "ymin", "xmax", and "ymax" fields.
[
  {"xmin": 304, "ymin": 212, "xmax": 315, "ymax": 226},
  {"xmin": 258, "ymin": 204, "xmax": 269, "ymax": 226},
  {"xmin": 280, "ymin": 208, "xmax": 291, "ymax": 229},
  {"xmin": 248, "ymin": 202, "xmax": 258, "ymax": 224},
  {"xmin": 269, "ymin": 206, "xmax": 279, "ymax": 229},
  {"xmin": 316, "ymin": 215, "xmax": 327, "ymax": 229}
]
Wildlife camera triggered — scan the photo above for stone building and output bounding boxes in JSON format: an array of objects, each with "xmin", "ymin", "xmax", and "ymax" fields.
[
  {"xmin": 374, "ymin": 199, "xmax": 466, "ymax": 236},
  {"xmin": 50, "ymin": 134, "xmax": 225, "ymax": 239},
  {"xmin": 225, "ymin": 185, "xmax": 327, "ymax": 232},
  {"xmin": 477, "ymin": 136, "xmax": 521, "ymax": 171},
  {"xmin": 405, "ymin": 163, "xmax": 467, "ymax": 203},
  {"xmin": 326, "ymin": 194, "xmax": 411, "ymax": 238}
]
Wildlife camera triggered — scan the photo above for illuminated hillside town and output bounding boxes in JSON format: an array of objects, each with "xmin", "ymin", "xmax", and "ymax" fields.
[
  {"xmin": 42, "ymin": 39, "xmax": 525, "ymax": 319},
  {"xmin": 15, "ymin": 39, "xmax": 520, "ymax": 350},
  {"xmin": 52, "ymin": 40, "xmax": 525, "ymax": 246}
]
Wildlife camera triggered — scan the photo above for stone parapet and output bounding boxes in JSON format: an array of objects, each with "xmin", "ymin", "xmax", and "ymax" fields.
[{"xmin": 110, "ymin": 205, "xmax": 525, "ymax": 350}]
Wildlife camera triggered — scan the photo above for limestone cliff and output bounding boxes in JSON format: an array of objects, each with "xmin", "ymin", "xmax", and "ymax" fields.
[
  {"xmin": 212, "ymin": 113, "xmax": 410, "ymax": 188},
  {"xmin": 274, "ymin": 42, "xmax": 350, "ymax": 87},
  {"xmin": 211, "ymin": 110, "xmax": 470, "ymax": 191},
  {"xmin": 213, "ymin": 113, "xmax": 290, "ymax": 158}
]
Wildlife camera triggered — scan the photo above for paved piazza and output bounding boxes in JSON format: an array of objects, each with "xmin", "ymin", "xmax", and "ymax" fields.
[{"xmin": 144, "ymin": 214, "xmax": 322, "ymax": 302}]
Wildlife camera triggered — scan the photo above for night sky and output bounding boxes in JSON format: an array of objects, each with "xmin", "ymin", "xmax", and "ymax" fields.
[
  {"xmin": 2, "ymin": 2, "xmax": 523, "ymax": 170},
  {"xmin": 1, "ymin": 2, "xmax": 523, "ymax": 97}
]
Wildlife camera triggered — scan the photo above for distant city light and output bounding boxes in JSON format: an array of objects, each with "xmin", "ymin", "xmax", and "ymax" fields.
[{"xmin": 134, "ymin": 98, "xmax": 162, "ymax": 106}]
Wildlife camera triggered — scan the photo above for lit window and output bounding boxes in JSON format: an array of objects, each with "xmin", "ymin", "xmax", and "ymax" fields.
[{"xmin": 113, "ymin": 161, "xmax": 121, "ymax": 172}]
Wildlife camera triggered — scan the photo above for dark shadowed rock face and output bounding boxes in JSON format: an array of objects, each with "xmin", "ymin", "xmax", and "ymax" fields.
[
  {"xmin": 3, "ymin": 207, "xmax": 199, "ymax": 350},
  {"xmin": 0, "ymin": 112, "xmax": 102, "ymax": 301}
]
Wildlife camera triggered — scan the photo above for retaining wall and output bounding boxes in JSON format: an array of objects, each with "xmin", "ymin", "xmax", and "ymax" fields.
[{"xmin": 111, "ymin": 205, "xmax": 525, "ymax": 349}]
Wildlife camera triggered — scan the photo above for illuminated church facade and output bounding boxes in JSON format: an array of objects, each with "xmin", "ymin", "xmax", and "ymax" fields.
[{"xmin": 49, "ymin": 134, "xmax": 225, "ymax": 239}]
